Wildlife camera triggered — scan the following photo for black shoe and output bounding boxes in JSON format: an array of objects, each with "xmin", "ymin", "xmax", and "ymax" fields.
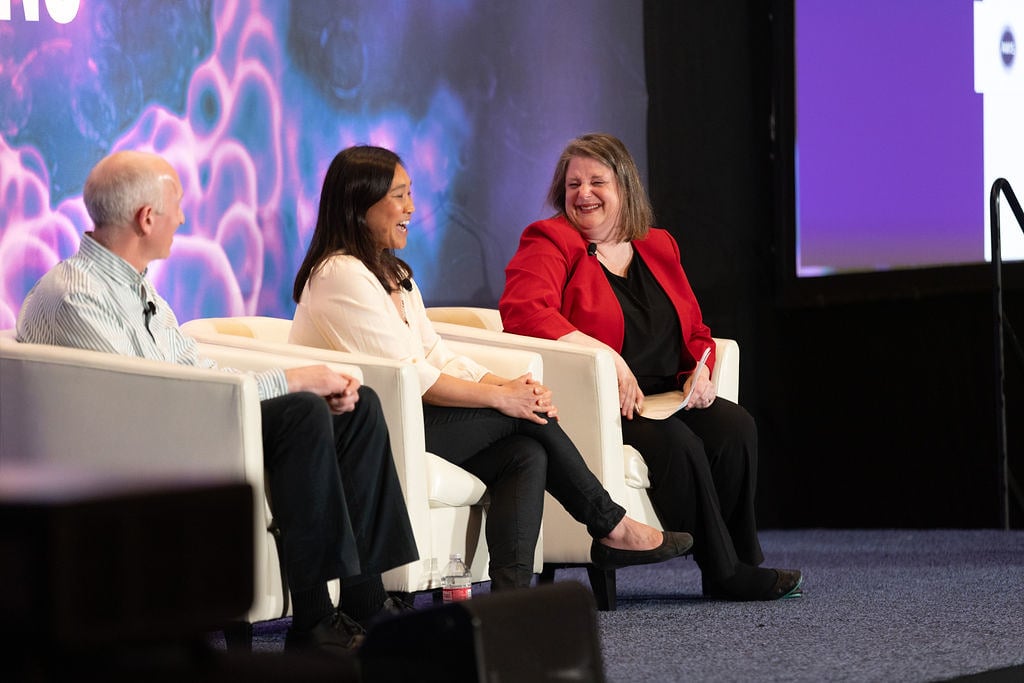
[
  {"xmin": 590, "ymin": 530, "xmax": 694, "ymax": 570},
  {"xmin": 285, "ymin": 609, "xmax": 366, "ymax": 656},
  {"xmin": 359, "ymin": 593, "xmax": 416, "ymax": 629},
  {"xmin": 765, "ymin": 569, "xmax": 803, "ymax": 599},
  {"xmin": 387, "ymin": 591, "xmax": 415, "ymax": 608},
  {"xmin": 703, "ymin": 568, "xmax": 804, "ymax": 601}
]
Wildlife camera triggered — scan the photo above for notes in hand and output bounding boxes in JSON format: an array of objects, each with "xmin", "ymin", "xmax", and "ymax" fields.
[{"xmin": 638, "ymin": 347, "xmax": 711, "ymax": 420}]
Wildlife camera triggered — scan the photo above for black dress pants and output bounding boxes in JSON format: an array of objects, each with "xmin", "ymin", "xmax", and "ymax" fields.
[
  {"xmin": 260, "ymin": 388, "xmax": 418, "ymax": 593},
  {"xmin": 620, "ymin": 397, "xmax": 762, "ymax": 580},
  {"xmin": 423, "ymin": 406, "xmax": 626, "ymax": 589}
]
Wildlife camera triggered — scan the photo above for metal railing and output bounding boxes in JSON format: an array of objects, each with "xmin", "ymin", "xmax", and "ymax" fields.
[{"xmin": 990, "ymin": 178, "xmax": 1024, "ymax": 530}]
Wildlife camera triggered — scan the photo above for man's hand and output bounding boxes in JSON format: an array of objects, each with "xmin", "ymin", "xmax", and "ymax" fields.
[{"xmin": 284, "ymin": 365, "xmax": 361, "ymax": 414}]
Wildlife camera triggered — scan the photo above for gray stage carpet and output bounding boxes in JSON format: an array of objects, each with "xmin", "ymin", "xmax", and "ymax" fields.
[
  {"xmin": 589, "ymin": 529, "xmax": 1024, "ymax": 682},
  {"xmin": 224, "ymin": 529, "xmax": 1024, "ymax": 682}
]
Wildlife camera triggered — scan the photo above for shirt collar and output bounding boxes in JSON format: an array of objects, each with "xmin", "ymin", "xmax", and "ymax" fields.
[{"xmin": 80, "ymin": 232, "xmax": 150, "ymax": 287}]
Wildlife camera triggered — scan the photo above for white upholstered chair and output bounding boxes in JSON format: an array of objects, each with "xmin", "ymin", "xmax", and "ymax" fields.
[
  {"xmin": 0, "ymin": 331, "xmax": 366, "ymax": 648},
  {"xmin": 424, "ymin": 307, "xmax": 741, "ymax": 609},
  {"xmin": 178, "ymin": 317, "xmax": 546, "ymax": 591}
]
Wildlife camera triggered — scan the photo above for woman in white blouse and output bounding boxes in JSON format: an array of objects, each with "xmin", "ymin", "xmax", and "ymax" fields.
[{"xmin": 290, "ymin": 145, "xmax": 693, "ymax": 591}]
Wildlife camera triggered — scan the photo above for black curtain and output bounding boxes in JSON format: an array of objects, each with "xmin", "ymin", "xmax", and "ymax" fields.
[{"xmin": 643, "ymin": 0, "xmax": 1023, "ymax": 528}]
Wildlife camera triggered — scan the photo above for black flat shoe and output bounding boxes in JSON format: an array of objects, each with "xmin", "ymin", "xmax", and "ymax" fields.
[
  {"xmin": 766, "ymin": 569, "xmax": 803, "ymax": 599},
  {"xmin": 590, "ymin": 530, "xmax": 694, "ymax": 570}
]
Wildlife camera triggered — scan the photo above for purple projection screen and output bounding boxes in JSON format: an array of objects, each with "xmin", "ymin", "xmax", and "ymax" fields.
[{"xmin": 793, "ymin": 0, "xmax": 1023, "ymax": 278}]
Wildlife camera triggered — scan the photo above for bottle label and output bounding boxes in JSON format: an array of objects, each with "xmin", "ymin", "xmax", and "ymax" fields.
[{"xmin": 442, "ymin": 586, "xmax": 472, "ymax": 602}]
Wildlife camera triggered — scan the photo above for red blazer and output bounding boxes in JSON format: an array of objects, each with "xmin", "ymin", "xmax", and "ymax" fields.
[{"xmin": 500, "ymin": 215, "xmax": 716, "ymax": 379}]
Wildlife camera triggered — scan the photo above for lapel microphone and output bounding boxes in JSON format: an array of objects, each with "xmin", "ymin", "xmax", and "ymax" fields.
[
  {"xmin": 143, "ymin": 301, "xmax": 156, "ymax": 340},
  {"xmin": 587, "ymin": 243, "xmax": 597, "ymax": 257}
]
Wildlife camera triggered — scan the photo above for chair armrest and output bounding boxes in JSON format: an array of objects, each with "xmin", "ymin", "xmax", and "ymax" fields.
[
  {"xmin": 445, "ymin": 340, "xmax": 543, "ymax": 382},
  {"xmin": 182, "ymin": 317, "xmax": 292, "ymax": 344},
  {"xmin": 424, "ymin": 307, "xmax": 504, "ymax": 331},
  {"xmin": 711, "ymin": 338, "xmax": 739, "ymax": 404},
  {"xmin": 0, "ymin": 336, "xmax": 263, "ymax": 483},
  {"xmin": 197, "ymin": 343, "xmax": 364, "ymax": 384}
]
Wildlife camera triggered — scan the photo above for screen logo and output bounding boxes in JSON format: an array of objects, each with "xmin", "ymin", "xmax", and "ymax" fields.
[{"xmin": 1001, "ymin": 27, "xmax": 1016, "ymax": 68}]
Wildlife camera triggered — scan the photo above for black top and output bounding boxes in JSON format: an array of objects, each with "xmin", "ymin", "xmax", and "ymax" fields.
[{"xmin": 601, "ymin": 251, "xmax": 682, "ymax": 394}]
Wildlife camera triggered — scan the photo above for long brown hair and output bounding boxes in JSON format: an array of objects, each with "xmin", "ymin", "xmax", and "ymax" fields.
[
  {"xmin": 292, "ymin": 146, "xmax": 412, "ymax": 302},
  {"xmin": 546, "ymin": 133, "xmax": 654, "ymax": 242}
]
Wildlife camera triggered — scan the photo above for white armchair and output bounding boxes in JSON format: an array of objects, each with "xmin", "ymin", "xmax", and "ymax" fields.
[
  {"xmin": 178, "ymin": 317, "xmax": 546, "ymax": 593},
  {"xmin": 424, "ymin": 307, "xmax": 741, "ymax": 610},
  {"xmin": 0, "ymin": 331, "xmax": 364, "ymax": 648}
]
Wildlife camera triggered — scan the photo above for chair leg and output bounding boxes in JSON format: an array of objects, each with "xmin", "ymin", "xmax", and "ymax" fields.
[
  {"xmin": 585, "ymin": 567, "xmax": 617, "ymax": 611},
  {"xmin": 222, "ymin": 621, "xmax": 254, "ymax": 651},
  {"xmin": 538, "ymin": 563, "xmax": 559, "ymax": 584}
]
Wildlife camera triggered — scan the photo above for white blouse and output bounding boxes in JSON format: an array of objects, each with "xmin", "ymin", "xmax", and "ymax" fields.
[{"xmin": 290, "ymin": 253, "xmax": 489, "ymax": 394}]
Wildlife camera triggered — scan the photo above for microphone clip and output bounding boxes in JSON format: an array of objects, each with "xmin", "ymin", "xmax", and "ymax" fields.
[{"xmin": 143, "ymin": 301, "xmax": 157, "ymax": 341}]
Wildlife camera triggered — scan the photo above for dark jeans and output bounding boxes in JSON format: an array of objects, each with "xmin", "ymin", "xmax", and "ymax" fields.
[
  {"xmin": 261, "ymin": 388, "xmax": 418, "ymax": 593},
  {"xmin": 621, "ymin": 397, "xmax": 762, "ymax": 580},
  {"xmin": 423, "ymin": 406, "xmax": 626, "ymax": 589}
]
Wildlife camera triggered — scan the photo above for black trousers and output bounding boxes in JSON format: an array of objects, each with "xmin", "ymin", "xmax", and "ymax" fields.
[
  {"xmin": 423, "ymin": 406, "xmax": 626, "ymax": 589},
  {"xmin": 260, "ymin": 388, "xmax": 418, "ymax": 593},
  {"xmin": 620, "ymin": 397, "xmax": 762, "ymax": 580}
]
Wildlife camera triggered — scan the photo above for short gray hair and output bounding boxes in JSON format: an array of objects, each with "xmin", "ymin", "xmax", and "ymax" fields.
[{"xmin": 83, "ymin": 152, "xmax": 168, "ymax": 229}]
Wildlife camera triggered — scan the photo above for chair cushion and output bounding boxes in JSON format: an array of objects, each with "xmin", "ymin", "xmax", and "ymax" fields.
[
  {"xmin": 424, "ymin": 453, "xmax": 487, "ymax": 507},
  {"xmin": 212, "ymin": 320, "xmax": 256, "ymax": 337},
  {"xmin": 623, "ymin": 445, "xmax": 651, "ymax": 489}
]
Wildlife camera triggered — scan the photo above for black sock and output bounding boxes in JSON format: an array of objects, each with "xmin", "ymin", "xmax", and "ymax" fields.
[
  {"xmin": 340, "ymin": 574, "xmax": 387, "ymax": 623},
  {"xmin": 291, "ymin": 583, "xmax": 334, "ymax": 632}
]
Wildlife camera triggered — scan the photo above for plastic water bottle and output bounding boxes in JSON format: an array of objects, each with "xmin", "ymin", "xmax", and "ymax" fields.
[
  {"xmin": 427, "ymin": 557, "xmax": 441, "ymax": 587},
  {"xmin": 441, "ymin": 553, "xmax": 472, "ymax": 602}
]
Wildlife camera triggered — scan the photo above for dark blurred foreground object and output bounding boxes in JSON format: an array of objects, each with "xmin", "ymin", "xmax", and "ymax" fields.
[
  {"xmin": 0, "ymin": 468, "xmax": 254, "ymax": 646},
  {"xmin": 0, "ymin": 467, "xmax": 357, "ymax": 681},
  {"xmin": 360, "ymin": 580, "xmax": 606, "ymax": 683}
]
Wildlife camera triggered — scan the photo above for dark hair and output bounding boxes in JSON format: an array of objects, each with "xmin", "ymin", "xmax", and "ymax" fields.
[
  {"xmin": 293, "ymin": 146, "xmax": 413, "ymax": 302},
  {"xmin": 546, "ymin": 132, "xmax": 654, "ymax": 242}
]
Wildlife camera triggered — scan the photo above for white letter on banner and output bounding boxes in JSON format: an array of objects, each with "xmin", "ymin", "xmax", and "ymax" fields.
[
  {"xmin": 45, "ymin": 0, "xmax": 79, "ymax": 24},
  {"xmin": 0, "ymin": 0, "xmax": 80, "ymax": 22}
]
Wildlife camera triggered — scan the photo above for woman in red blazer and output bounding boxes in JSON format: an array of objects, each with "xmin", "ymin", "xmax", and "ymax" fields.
[{"xmin": 501, "ymin": 133, "xmax": 802, "ymax": 601}]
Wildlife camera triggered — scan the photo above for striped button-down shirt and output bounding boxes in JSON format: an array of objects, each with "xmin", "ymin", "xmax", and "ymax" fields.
[{"xmin": 16, "ymin": 233, "xmax": 288, "ymax": 400}]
